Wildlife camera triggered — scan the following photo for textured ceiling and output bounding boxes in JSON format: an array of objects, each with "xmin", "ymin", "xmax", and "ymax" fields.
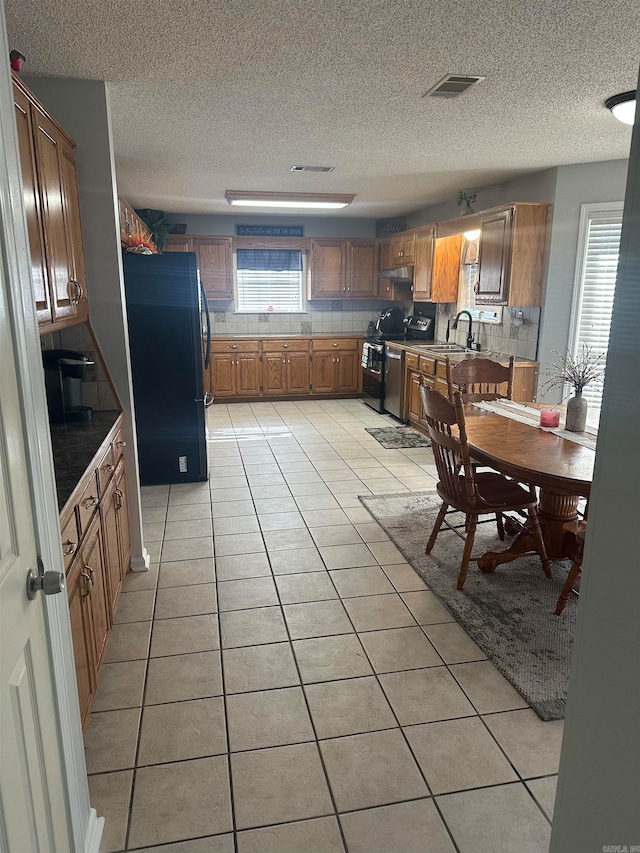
[{"xmin": 5, "ymin": 0, "xmax": 638, "ymax": 217}]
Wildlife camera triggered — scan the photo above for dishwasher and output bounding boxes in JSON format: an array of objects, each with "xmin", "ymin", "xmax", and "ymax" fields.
[{"xmin": 383, "ymin": 344, "xmax": 405, "ymax": 419}]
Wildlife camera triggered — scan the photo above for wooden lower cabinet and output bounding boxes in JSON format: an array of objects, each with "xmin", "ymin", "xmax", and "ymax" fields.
[
  {"xmin": 67, "ymin": 556, "xmax": 96, "ymax": 727},
  {"xmin": 62, "ymin": 415, "xmax": 132, "ymax": 727},
  {"xmin": 209, "ymin": 337, "xmax": 362, "ymax": 400},
  {"xmin": 263, "ymin": 350, "xmax": 311, "ymax": 395}
]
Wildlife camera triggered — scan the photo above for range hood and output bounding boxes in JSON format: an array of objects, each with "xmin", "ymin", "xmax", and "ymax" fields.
[{"xmin": 379, "ymin": 265, "xmax": 413, "ymax": 283}]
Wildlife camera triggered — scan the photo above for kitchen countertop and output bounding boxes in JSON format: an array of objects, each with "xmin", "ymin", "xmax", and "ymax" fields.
[
  {"xmin": 49, "ymin": 410, "xmax": 121, "ymax": 511},
  {"xmin": 388, "ymin": 341, "xmax": 537, "ymax": 364}
]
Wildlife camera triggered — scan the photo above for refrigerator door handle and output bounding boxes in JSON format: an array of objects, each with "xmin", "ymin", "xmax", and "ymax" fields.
[
  {"xmin": 204, "ymin": 392, "xmax": 215, "ymax": 407},
  {"xmin": 200, "ymin": 279, "xmax": 211, "ymax": 370}
]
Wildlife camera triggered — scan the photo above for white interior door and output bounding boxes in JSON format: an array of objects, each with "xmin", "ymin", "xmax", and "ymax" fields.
[{"xmin": 0, "ymin": 258, "xmax": 72, "ymax": 850}]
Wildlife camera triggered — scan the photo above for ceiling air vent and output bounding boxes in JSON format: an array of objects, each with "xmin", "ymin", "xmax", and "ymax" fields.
[
  {"xmin": 290, "ymin": 165, "xmax": 335, "ymax": 172},
  {"xmin": 423, "ymin": 75, "xmax": 485, "ymax": 99}
]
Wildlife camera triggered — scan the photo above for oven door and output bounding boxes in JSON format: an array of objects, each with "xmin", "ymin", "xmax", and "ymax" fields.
[{"xmin": 362, "ymin": 364, "xmax": 385, "ymax": 412}]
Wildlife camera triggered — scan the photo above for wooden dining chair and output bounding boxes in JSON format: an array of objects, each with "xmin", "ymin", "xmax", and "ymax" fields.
[
  {"xmin": 555, "ymin": 528, "xmax": 585, "ymax": 615},
  {"xmin": 445, "ymin": 356, "xmax": 515, "ymax": 403},
  {"xmin": 419, "ymin": 382, "xmax": 551, "ymax": 590}
]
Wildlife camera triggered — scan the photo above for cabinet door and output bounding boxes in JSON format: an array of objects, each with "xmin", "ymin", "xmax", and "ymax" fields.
[
  {"xmin": 60, "ymin": 140, "xmax": 89, "ymax": 321},
  {"xmin": 379, "ymin": 238, "xmax": 392, "ymax": 271},
  {"xmin": 477, "ymin": 209, "xmax": 512, "ymax": 304},
  {"xmin": 378, "ymin": 277, "xmax": 396, "ymax": 300},
  {"xmin": 100, "ymin": 478, "xmax": 122, "ymax": 619},
  {"xmin": 432, "ymin": 234, "xmax": 463, "ymax": 303},
  {"xmin": 82, "ymin": 514, "xmax": 110, "ymax": 671},
  {"xmin": 197, "ymin": 237, "xmax": 233, "ymax": 299},
  {"xmin": 32, "ymin": 109, "xmax": 75, "ymax": 324},
  {"xmin": 311, "ymin": 351, "xmax": 335, "ymax": 394},
  {"xmin": 115, "ymin": 460, "xmax": 131, "ymax": 578},
  {"xmin": 67, "ymin": 560, "xmax": 95, "ymax": 727},
  {"xmin": 118, "ymin": 197, "xmax": 132, "ymax": 243},
  {"xmin": 407, "ymin": 371, "xmax": 423, "ymax": 424},
  {"xmin": 263, "ymin": 353, "xmax": 286, "ymax": 395},
  {"xmin": 164, "ymin": 236, "xmax": 194, "ymax": 252},
  {"xmin": 14, "ymin": 86, "xmax": 50, "ymax": 324},
  {"xmin": 348, "ymin": 240, "xmax": 377, "ymax": 297},
  {"xmin": 335, "ymin": 351, "xmax": 359, "ymax": 393},
  {"xmin": 390, "ymin": 234, "xmax": 403, "ymax": 266},
  {"xmin": 286, "ymin": 352, "xmax": 311, "ymax": 394},
  {"xmin": 309, "ymin": 240, "xmax": 347, "ymax": 298},
  {"xmin": 236, "ymin": 353, "xmax": 261, "ymax": 396},
  {"xmin": 209, "ymin": 352, "xmax": 236, "ymax": 397},
  {"xmin": 401, "ymin": 232, "xmax": 416, "ymax": 265},
  {"xmin": 413, "ymin": 227, "xmax": 434, "ymax": 301}
]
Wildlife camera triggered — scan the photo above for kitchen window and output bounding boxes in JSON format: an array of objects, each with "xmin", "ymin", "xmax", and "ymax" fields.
[
  {"xmin": 235, "ymin": 248, "xmax": 306, "ymax": 313},
  {"xmin": 569, "ymin": 202, "xmax": 623, "ymax": 415}
]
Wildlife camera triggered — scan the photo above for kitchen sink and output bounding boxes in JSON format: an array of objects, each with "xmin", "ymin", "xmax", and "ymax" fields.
[{"xmin": 408, "ymin": 343, "xmax": 467, "ymax": 352}]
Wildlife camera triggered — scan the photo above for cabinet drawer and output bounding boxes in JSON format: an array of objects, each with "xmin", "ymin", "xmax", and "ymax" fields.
[
  {"xmin": 112, "ymin": 425, "xmax": 127, "ymax": 464},
  {"xmin": 405, "ymin": 352, "xmax": 419, "ymax": 370},
  {"xmin": 96, "ymin": 444, "xmax": 116, "ymax": 496},
  {"xmin": 312, "ymin": 338, "xmax": 359, "ymax": 351},
  {"xmin": 77, "ymin": 473, "xmax": 100, "ymax": 536},
  {"xmin": 435, "ymin": 377, "xmax": 450, "ymax": 397},
  {"xmin": 262, "ymin": 339, "xmax": 310, "ymax": 353},
  {"xmin": 61, "ymin": 510, "xmax": 80, "ymax": 573},
  {"xmin": 418, "ymin": 355, "xmax": 436, "ymax": 375},
  {"xmin": 436, "ymin": 360, "xmax": 449, "ymax": 379},
  {"xmin": 210, "ymin": 340, "xmax": 260, "ymax": 353}
]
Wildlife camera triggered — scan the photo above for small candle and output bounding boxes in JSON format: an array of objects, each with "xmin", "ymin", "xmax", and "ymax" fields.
[{"xmin": 540, "ymin": 409, "xmax": 560, "ymax": 428}]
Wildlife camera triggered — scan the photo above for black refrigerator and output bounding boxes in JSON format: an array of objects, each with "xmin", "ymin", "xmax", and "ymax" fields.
[{"xmin": 123, "ymin": 252, "xmax": 211, "ymax": 485}]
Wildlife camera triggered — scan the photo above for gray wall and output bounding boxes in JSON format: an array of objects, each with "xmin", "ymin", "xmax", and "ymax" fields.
[
  {"xmin": 538, "ymin": 159, "xmax": 628, "ymax": 392},
  {"xmin": 166, "ymin": 211, "xmax": 377, "ymax": 237},
  {"xmin": 24, "ymin": 77, "xmax": 148, "ymax": 571},
  {"xmin": 407, "ymin": 169, "xmax": 558, "ymax": 228}
]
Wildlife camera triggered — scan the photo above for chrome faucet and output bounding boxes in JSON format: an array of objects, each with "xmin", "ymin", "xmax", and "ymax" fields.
[{"xmin": 452, "ymin": 311, "xmax": 474, "ymax": 349}]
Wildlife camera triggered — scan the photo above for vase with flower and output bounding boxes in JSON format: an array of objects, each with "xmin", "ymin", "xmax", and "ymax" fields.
[{"xmin": 539, "ymin": 345, "xmax": 606, "ymax": 432}]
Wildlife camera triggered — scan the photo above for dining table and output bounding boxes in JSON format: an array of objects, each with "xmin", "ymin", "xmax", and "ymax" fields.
[{"xmin": 462, "ymin": 402, "xmax": 596, "ymax": 571}]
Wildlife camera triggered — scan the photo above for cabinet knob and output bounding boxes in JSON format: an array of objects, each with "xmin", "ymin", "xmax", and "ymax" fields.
[
  {"xmin": 332, "ymin": 343, "xmax": 338, "ymax": 347},
  {"xmin": 83, "ymin": 496, "xmax": 98, "ymax": 508},
  {"xmin": 283, "ymin": 343, "xmax": 289, "ymax": 348},
  {"xmin": 62, "ymin": 540, "xmax": 77, "ymax": 556}
]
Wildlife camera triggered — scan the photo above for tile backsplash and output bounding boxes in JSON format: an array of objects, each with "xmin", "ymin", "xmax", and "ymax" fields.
[
  {"xmin": 40, "ymin": 323, "xmax": 118, "ymax": 411},
  {"xmin": 433, "ymin": 305, "xmax": 540, "ymax": 361},
  {"xmin": 209, "ymin": 299, "xmax": 412, "ymax": 336}
]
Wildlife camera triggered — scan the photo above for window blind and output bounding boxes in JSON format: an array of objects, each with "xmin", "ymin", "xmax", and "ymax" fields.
[
  {"xmin": 574, "ymin": 213, "xmax": 622, "ymax": 412},
  {"xmin": 236, "ymin": 249, "xmax": 304, "ymax": 313}
]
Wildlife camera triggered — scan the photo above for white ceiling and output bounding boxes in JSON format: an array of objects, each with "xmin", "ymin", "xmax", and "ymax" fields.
[{"xmin": 5, "ymin": 0, "xmax": 638, "ymax": 217}]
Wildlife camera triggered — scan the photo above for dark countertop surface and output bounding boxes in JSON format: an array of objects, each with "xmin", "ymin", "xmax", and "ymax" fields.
[
  {"xmin": 391, "ymin": 341, "xmax": 536, "ymax": 364},
  {"xmin": 49, "ymin": 410, "xmax": 121, "ymax": 511}
]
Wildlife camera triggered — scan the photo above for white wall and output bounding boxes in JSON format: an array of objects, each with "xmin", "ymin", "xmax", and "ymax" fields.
[
  {"xmin": 165, "ymin": 211, "xmax": 377, "ymax": 237},
  {"xmin": 24, "ymin": 77, "xmax": 148, "ymax": 571},
  {"xmin": 538, "ymin": 159, "xmax": 628, "ymax": 391}
]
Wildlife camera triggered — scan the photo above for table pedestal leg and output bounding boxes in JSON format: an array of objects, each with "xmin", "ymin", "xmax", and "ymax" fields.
[{"xmin": 477, "ymin": 489, "xmax": 580, "ymax": 573}]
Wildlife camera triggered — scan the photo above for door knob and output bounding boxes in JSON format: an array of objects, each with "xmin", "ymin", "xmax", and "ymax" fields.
[{"xmin": 26, "ymin": 558, "xmax": 65, "ymax": 600}]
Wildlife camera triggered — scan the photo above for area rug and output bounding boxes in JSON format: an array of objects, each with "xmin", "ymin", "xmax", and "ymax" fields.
[
  {"xmin": 359, "ymin": 491, "xmax": 576, "ymax": 720},
  {"xmin": 364, "ymin": 426, "xmax": 431, "ymax": 449}
]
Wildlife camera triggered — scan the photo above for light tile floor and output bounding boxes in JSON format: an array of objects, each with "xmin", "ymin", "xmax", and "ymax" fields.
[{"xmin": 87, "ymin": 399, "xmax": 559, "ymax": 853}]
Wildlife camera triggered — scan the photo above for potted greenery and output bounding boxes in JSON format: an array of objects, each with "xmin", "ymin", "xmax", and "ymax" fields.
[
  {"xmin": 540, "ymin": 345, "xmax": 606, "ymax": 432},
  {"xmin": 134, "ymin": 209, "xmax": 174, "ymax": 252}
]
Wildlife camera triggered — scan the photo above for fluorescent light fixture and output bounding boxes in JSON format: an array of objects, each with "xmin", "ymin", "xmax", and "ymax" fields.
[
  {"xmin": 225, "ymin": 191, "xmax": 355, "ymax": 209},
  {"xmin": 463, "ymin": 229, "xmax": 481, "ymax": 241},
  {"xmin": 605, "ymin": 90, "xmax": 636, "ymax": 125}
]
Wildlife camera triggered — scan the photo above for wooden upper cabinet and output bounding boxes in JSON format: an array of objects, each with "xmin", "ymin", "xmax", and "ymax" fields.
[
  {"xmin": 476, "ymin": 209, "xmax": 512, "ymax": 304},
  {"xmin": 432, "ymin": 233, "xmax": 463, "ymax": 303},
  {"xmin": 117, "ymin": 196, "xmax": 154, "ymax": 248},
  {"xmin": 390, "ymin": 230, "xmax": 416, "ymax": 267},
  {"xmin": 197, "ymin": 237, "xmax": 233, "ymax": 299},
  {"xmin": 412, "ymin": 226, "xmax": 435, "ymax": 301},
  {"xmin": 348, "ymin": 239, "xmax": 378, "ymax": 297},
  {"xmin": 14, "ymin": 76, "xmax": 91, "ymax": 332},
  {"xmin": 164, "ymin": 235, "xmax": 195, "ymax": 252},
  {"xmin": 309, "ymin": 239, "xmax": 347, "ymax": 298},
  {"xmin": 60, "ymin": 141, "xmax": 89, "ymax": 321},
  {"xmin": 13, "ymin": 87, "xmax": 50, "ymax": 324},
  {"xmin": 475, "ymin": 203, "xmax": 550, "ymax": 306}
]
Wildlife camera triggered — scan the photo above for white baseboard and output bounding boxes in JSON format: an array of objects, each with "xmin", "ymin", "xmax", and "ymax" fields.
[{"xmin": 130, "ymin": 547, "xmax": 151, "ymax": 572}]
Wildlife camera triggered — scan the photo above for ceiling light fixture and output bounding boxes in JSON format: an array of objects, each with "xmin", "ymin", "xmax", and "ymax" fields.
[
  {"xmin": 604, "ymin": 90, "xmax": 636, "ymax": 125},
  {"xmin": 225, "ymin": 191, "xmax": 355, "ymax": 209}
]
